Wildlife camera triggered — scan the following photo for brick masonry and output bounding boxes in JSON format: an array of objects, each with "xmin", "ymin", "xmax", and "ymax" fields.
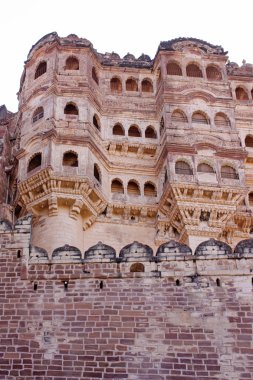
[{"xmin": 1, "ymin": 217, "xmax": 253, "ymax": 379}]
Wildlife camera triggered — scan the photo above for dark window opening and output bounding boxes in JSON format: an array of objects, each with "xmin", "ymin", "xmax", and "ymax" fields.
[
  {"xmin": 111, "ymin": 179, "xmax": 124, "ymax": 193},
  {"xmin": 64, "ymin": 103, "xmax": 78, "ymax": 115},
  {"xmin": 245, "ymin": 135, "xmax": 253, "ymax": 148},
  {"xmin": 127, "ymin": 181, "xmax": 140, "ymax": 196},
  {"xmin": 141, "ymin": 79, "xmax": 153, "ymax": 92},
  {"xmin": 126, "ymin": 78, "xmax": 138, "ymax": 91},
  {"xmin": 65, "ymin": 56, "xmax": 79, "ymax": 70},
  {"xmin": 236, "ymin": 87, "xmax": 249, "ymax": 100},
  {"xmin": 94, "ymin": 164, "xmax": 101, "ymax": 183},
  {"xmin": 62, "ymin": 152, "xmax": 78, "ymax": 167},
  {"xmin": 93, "ymin": 114, "xmax": 100, "ymax": 130},
  {"xmin": 175, "ymin": 161, "xmax": 193, "ymax": 175},
  {"xmin": 167, "ymin": 62, "xmax": 182, "ymax": 76},
  {"xmin": 92, "ymin": 67, "xmax": 99, "ymax": 84},
  {"xmin": 130, "ymin": 263, "xmax": 144, "ymax": 272},
  {"xmin": 110, "ymin": 77, "xmax": 122, "ymax": 92},
  {"xmin": 144, "ymin": 182, "xmax": 157, "ymax": 197},
  {"xmin": 35, "ymin": 61, "xmax": 47, "ymax": 79},
  {"xmin": 113, "ymin": 123, "xmax": 125, "ymax": 136},
  {"xmin": 221, "ymin": 166, "xmax": 238, "ymax": 179},
  {"xmin": 197, "ymin": 163, "xmax": 214, "ymax": 173},
  {"xmin": 145, "ymin": 126, "xmax": 157, "ymax": 139},
  {"xmin": 32, "ymin": 107, "xmax": 44, "ymax": 123},
  {"xmin": 28, "ymin": 153, "xmax": 42, "ymax": 173},
  {"xmin": 206, "ymin": 66, "xmax": 222, "ymax": 80},
  {"xmin": 128, "ymin": 125, "xmax": 141, "ymax": 137},
  {"xmin": 186, "ymin": 64, "xmax": 203, "ymax": 78}
]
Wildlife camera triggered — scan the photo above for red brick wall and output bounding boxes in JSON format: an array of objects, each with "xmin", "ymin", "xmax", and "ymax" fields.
[{"xmin": 1, "ymin": 244, "xmax": 253, "ymax": 379}]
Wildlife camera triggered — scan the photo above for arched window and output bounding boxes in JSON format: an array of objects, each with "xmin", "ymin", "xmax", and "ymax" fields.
[
  {"xmin": 141, "ymin": 79, "xmax": 153, "ymax": 93},
  {"xmin": 192, "ymin": 111, "xmax": 209, "ymax": 124},
  {"xmin": 130, "ymin": 263, "xmax": 144, "ymax": 272},
  {"xmin": 65, "ymin": 56, "xmax": 79, "ymax": 70},
  {"xmin": 206, "ymin": 65, "xmax": 222, "ymax": 80},
  {"xmin": 197, "ymin": 163, "xmax": 215, "ymax": 173},
  {"xmin": 251, "ymin": 89, "xmax": 253, "ymax": 100},
  {"xmin": 62, "ymin": 151, "xmax": 78, "ymax": 167},
  {"xmin": 94, "ymin": 164, "xmax": 101, "ymax": 183},
  {"xmin": 144, "ymin": 182, "xmax": 157, "ymax": 197},
  {"xmin": 214, "ymin": 113, "xmax": 230, "ymax": 127},
  {"xmin": 35, "ymin": 61, "xmax": 47, "ymax": 79},
  {"xmin": 110, "ymin": 77, "xmax": 122, "ymax": 92},
  {"xmin": 113, "ymin": 123, "xmax": 125, "ymax": 136},
  {"xmin": 126, "ymin": 78, "xmax": 138, "ymax": 91},
  {"xmin": 245, "ymin": 135, "xmax": 253, "ymax": 148},
  {"xmin": 171, "ymin": 110, "xmax": 187, "ymax": 123},
  {"xmin": 92, "ymin": 67, "xmax": 99, "ymax": 85},
  {"xmin": 128, "ymin": 125, "xmax": 141, "ymax": 137},
  {"xmin": 221, "ymin": 165, "xmax": 238, "ymax": 179},
  {"xmin": 235, "ymin": 87, "xmax": 249, "ymax": 100},
  {"xmin": 186, "ymin": 63, "xmax": 203, "ymax": 78},
  {"xmin": 175, "ymin": 161, "xmax": 193, "ymax": 175},
  {"xmin": 32, "ymin": 107, "xmax": 44, "ymax": 123},
  {"xmin": 160, "ymin": 117, "xmax": 165, "ymax": 135},
  {"xmin": 167, "ymin": 62, "xmax": 182, "ymax": 76},
  {"xmin": 249, "ymin": 192, "xmax": 253, "ymax": 207},
  {"xmin": 127, "ymin": 180, "xmax": 140, "ymax": 196},
  {"xmin": 145, "ymin": 126, "xmax": 157, "ymax": 139},
  {"xmin": 93, "ymin": 114, "xmax": 100, "ymax": 130},
  {"xmin": 28, "ymin": 153, "xmax": 42, "ymax": 173},
  {"xmin": 111, "ymin": 179, "xmax": 124, "ymax": 193},
  {"xmin": 64, "ymin": 103, "xmax": 78, "ymax": 115}
]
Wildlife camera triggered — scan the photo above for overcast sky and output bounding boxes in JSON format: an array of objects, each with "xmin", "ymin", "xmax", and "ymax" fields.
[{"xmin": 1, "ymin": 0, "xmax": 253, "ymax": 112}]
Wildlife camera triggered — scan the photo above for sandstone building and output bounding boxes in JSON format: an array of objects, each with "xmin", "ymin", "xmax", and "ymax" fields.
[{"xmin": 1, "ymin": 32, "xmax": 253, "ymax": 379}]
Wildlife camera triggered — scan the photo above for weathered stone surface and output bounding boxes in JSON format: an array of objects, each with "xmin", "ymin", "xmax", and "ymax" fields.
[
  {"xmin": 119, "ymin": 241, "xmax": 153, "ymax": 261},
  {"xmin": 84, "ymin": 241, "xmax": 116, "ymax": 262},
  {"xmin": 195, "ymin": 238, "xmax": 232, "ymax": 256},
  {"xmin": 156, "ymin": 239, "xmax": 192, "ymax": 259}
]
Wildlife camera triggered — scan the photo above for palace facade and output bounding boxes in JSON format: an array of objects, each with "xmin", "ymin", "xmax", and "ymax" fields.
[{"xmin": 1, "ymin": 33, "xmax": 253, "ymax": 379}]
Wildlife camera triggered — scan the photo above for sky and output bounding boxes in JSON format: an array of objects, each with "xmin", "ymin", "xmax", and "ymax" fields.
[{"xmin": 1, "ymin": 0, "xmax": 253, "ymax": 112}]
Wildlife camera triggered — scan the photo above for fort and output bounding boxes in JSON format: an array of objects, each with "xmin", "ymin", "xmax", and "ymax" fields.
[{"xmin": 1, "ymin": 32, "xmax": 253, "ymax": 379}]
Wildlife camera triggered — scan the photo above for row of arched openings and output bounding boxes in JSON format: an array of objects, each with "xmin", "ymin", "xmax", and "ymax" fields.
[
  {"xmin": 111, "ymin": 179, "xmax": 157, "ymax": 197},
  {"xmin": 113, "ymin": 123, "xmax": 157, "ymax": 138},
  {"xmin": 167, "ymin": 62, "xmax": 222, "ymax": 80},
  {"xmin": 27, "ymin": 152, "xmax": 102, "ymax": 183},
  {"xmin": 110, "ymin": 77, "xmax": 153, "ymax": 93},
  {"xmin": 34, "ymin": 59, "xmax": 99, "ymax": 85},
  {"xmin": 171, "ymin": 109, "xmax": 231, "ymax": 127},
  {"xmin": 175, "ymin": 160, "xmax": 239, "ymax": 179}
]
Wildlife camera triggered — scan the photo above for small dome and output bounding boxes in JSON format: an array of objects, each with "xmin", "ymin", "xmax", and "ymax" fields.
[
  {"xmin": 52, "ymin": 244, "xmax": 81, "ymax": 261},
  {"xmin": 156, "ymin": 240, "xmax": 192, "ymax": 259},
  {"xmin": 137, "ymin": 54, "xmax": 151, "ymax": 62},
  {"xmin": 111, "ymin": 52, "xmax": 120, "ymax": 59},
  {"xmin": 29, "ymin": 246, "xmax": 49, "ymax": 262},
  {"xmin": 234, "ymin": 239, "xmax": 253, "ymax": 257},
  {"xmin": 67, "ymin": 34, "xmax": 78, "ymax": 38},
  {"xmin": 123, "ymin": 53, "xmax": 135, "ymax": 60},
  {"xmin": 119, "ymin": 241, "xmax": 153, "ymax": 262},
  {"xmin": 195, "ymin": 239, "xmax": 232, "ymax": 256},
  {"xmin": 84, "ymin": 241, "xmax": 116, "ymax": 262}
]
